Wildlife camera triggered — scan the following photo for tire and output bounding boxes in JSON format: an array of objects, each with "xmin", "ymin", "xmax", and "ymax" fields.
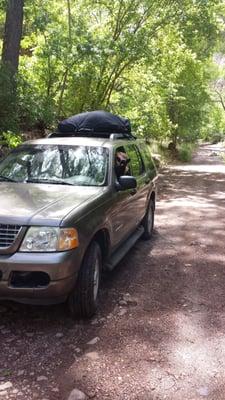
[
  {"xmin": 68, "ymin": 241, "xmax": 102, "ymax": 318},
  {"xmin": 142, "ymin": 199, "xmax": 155, "ymax": 240}
]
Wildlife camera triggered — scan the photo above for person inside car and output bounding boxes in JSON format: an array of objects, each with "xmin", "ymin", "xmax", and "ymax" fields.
[{"xmin": 115, "ymin": 150, "xmax": 130, "ymax": 179}]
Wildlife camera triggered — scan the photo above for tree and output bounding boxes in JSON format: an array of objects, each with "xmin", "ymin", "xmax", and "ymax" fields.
[
  {"xmin": 2, "ymin": 0, "xmax": 24, "ymax": 72},
  {"xmin": 0, "ymin": 0, "xmax": 221, "ymax": 138},
  {"xmin": 0, "ymin": 0, "xmax": 24, "ymax": 133}
]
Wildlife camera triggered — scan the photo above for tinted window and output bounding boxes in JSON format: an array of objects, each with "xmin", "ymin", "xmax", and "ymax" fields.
[
  {"xmin": 126, "ymin": 145, "xmax": 145, "ymax": 177},
  {"xmin": 139, "ymin": 144, "xmax": 155, "ymax": 170},
  {"xmin": 138, "ymin": 143, "xmax": 157, "ymax": 179}
]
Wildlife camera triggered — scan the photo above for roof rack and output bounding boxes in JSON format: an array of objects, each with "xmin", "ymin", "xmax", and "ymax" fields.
[
  {"xmin": 109, "ymin": 133, "xmax": 136, "ymax": 140},
  {"xmin": 48, "ymin": 131, "xmax": 136, "ymax": 140}
]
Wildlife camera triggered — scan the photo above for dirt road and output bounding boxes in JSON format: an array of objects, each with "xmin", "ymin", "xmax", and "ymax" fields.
[{"xmin": 1, "ymin": 144, "xmax": 225, "ymax": 400}]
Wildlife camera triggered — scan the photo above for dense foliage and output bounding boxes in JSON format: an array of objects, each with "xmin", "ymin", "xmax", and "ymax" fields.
[{"xmin": 0, "ymin": 0, "xmax": 223, "ymax": 146}]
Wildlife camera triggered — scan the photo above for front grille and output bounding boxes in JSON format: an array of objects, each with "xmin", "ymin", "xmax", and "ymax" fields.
[{"xmin": 0, "ymin": 224, "xmax": 21, "ymax": 248}]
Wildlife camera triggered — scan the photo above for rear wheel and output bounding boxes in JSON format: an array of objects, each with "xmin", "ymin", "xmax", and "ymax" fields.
[
  {"xmin": 142, "ymin": 199, "xmax": 155, "ymax": 240},
  {"xmin": 68, "ymin": 241, "xmax": 102, "ymax": 318}
]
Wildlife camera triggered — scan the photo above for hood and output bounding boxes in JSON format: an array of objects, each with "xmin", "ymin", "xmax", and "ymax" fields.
[{"xmin": 0, "ymin": 182, "xmax": 104, "ymax": 226}]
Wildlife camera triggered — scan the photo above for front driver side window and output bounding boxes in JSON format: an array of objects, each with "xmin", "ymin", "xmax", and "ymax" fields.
[{"xmin": 114, "ymin": 146, "xmax": 131, "ymax": 179}]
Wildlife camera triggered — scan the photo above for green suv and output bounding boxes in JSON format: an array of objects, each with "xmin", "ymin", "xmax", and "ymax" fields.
[{"xmin": 0, "ymin": 134, "xmax": 157, "ymax": 317}]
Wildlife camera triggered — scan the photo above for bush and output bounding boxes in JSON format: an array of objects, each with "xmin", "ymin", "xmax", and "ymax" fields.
[
  {"xmin": 149, "ymin": 140, "xmax": 175, "ymax": 165},
  {"xmin": 0, "ymin": 64, "xmax": 56, "ymax": 134},
  {"xmin": 210, "ymin": 133, "xmax": 225, "ymax": 144},
  {"xmin": 0, "ymin": 131, "xmax": 22, "ymax": 159},
  {"xmin": 1, "ymin": 131, "xmax": 22, "ymax": 148},
  {"xmin": 177, "ymin": 143, "xmax": 195, "ymax": 162},
  {"xmin": 18, "ymin": 77, "xmax": 56, "ymax": 130}
]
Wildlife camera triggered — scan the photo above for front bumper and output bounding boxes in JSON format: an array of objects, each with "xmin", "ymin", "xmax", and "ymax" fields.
[{"xmin": 0, "ymin": 250, "xmax": 81, "ymax": 305}]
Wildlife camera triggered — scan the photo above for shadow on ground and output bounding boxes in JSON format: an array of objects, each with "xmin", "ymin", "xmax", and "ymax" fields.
[{"xmin": 1, "ymin": 144, "xmax": 225, "ymax": 399}]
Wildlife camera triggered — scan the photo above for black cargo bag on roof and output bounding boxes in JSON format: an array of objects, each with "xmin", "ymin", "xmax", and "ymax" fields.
[{"xmin": 58, "ymin": 110, "xmax": 131, "ymax": 136}]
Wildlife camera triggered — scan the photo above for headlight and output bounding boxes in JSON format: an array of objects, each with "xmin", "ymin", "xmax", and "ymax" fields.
[{"xmin": 20, "ymin": 227, "xmax": 79, "ymax": 252}]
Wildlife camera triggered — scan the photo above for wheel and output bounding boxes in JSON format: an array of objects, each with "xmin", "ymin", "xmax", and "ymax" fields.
[
  {"xmin": 142, "ymin": 199, "xmax": 155, "ymax": 240},
  {"xmin": 68, "ymin": 241, "xmax": 102, "ymax": 318}
]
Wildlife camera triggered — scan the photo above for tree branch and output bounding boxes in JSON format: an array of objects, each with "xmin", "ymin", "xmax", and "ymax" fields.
[{"xmin": 215, "ymin": 89, "xmax": 225, "ymax": 112}]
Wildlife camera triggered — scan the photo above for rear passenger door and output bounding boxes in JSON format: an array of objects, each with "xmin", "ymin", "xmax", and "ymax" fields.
[
  {"xmin": 125, "ymin": 144, "xmax": 150, "ymax": 225},
  {"xmin": 138, "ymin": 143, "xmax": 157, "ymax": 183}
]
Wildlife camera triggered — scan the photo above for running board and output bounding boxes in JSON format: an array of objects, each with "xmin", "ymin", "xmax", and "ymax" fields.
[{"xmin": 105, "ymin": 226, "xmax": 144, "ymax": 271}]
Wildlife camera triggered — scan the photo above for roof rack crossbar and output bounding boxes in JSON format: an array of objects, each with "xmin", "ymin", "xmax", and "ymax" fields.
[
  {"xmin": 48, "ymin": 131, "xmax": 136, "ymax": 140},
  {"xmin": 109, "ymin": 133, "xmax": 136, "ymax": 140}
]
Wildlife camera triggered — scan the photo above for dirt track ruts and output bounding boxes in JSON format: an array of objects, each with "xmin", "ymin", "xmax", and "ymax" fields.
[{"xmin": 1, "ymin": 143, "xmax": 225, "ymax": 400}]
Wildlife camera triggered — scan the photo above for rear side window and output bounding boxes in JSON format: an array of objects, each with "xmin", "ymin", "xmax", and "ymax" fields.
[
  {"xmin": 139, "ymin": 143, "xmax": 157, "ymax": 177},
  {"xmin": 126, "ymin": 144, "xmax": 145, "ymax": 177}
]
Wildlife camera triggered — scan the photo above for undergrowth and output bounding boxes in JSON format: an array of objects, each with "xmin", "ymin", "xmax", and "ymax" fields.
[
  {"xmin": 149, "ymin": 140, "xmax": 196, "ymax": 165},
  {"xmin": 177, "ymin": 143, "xmax": 196, "ymax": 162}
]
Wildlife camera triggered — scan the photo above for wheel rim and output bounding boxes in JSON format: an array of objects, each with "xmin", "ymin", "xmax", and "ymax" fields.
[
  {"xmin": 147, "ymin": 205, "xmax": 153, "ymax": 232},
  {"xmin": 93, "ymin": 257, "xmax": 100, "ymax": 301}
]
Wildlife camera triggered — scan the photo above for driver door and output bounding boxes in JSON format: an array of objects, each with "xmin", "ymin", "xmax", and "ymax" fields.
[{"xmin": 109, "ymin": 145, "xmax": 139, "ymax": 250}]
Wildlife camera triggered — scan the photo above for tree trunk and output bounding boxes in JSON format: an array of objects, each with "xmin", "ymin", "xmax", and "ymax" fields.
[
  {"xmin": 57, "ymin": 0, "xmax": 72, "ymax": 116},
  {"xmin": 2, "ymin": 0, "xmax": 24, "ymax": 73}
]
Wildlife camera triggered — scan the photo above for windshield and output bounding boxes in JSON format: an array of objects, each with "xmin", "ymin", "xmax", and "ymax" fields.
[{"xmin": 0, "ymin": 144, "xmax": 108, "ymax": 186}]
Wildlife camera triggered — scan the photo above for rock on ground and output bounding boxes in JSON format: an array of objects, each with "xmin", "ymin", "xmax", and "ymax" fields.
[{"xmin": 67, "ymin": 388, "xmax": 87, "ymax": 400}]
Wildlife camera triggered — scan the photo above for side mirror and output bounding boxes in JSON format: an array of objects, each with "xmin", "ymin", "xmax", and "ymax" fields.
[{"xmin": 116, "ymin": 175, "xmax": 137, "ymax": 191}]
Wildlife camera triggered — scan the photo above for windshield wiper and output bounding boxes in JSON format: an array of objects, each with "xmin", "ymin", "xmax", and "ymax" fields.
[
  {"xmin": 0, "ymin": 175, "xmax": 16, "ymax": 182},
  {"xmin": 26, "ymin": 178, "xmax": 74, "ymax": 185}
]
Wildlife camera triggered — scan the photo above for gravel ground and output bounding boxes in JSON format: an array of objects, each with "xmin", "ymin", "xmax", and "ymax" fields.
[{"xmin": 1, "ymin": 143, "xmax": 225, "ymax": 400}]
